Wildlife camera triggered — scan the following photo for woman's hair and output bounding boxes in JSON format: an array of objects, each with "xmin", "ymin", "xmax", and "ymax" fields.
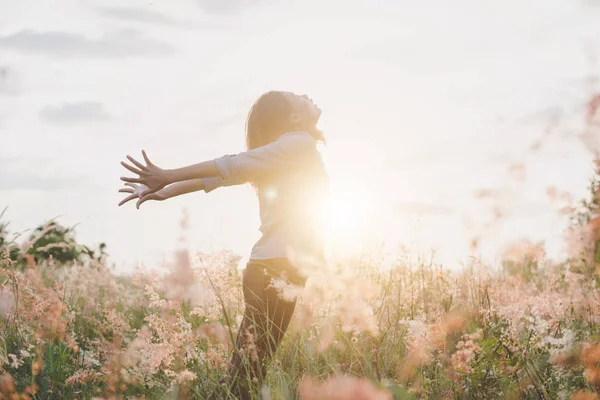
[{"xmin": 245, "ymin": 91, "xmax": 325, "ymax": 151}]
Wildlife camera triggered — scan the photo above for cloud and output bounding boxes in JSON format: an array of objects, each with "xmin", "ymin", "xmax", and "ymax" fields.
[
  {"xmin": 99, "ymin": 7, "xmax": 188, "ymax": 27},
  {"xmin": 395, "ymin": 202, "xmax": 454, "ymax": 216},
  {"xmin": 584, "ymin": 0, "xmax": 600, "ymax": 7},
  {"xmin": 0, "ymin": 65, "xmax": 20, "ymax": 96},
  {"xmin": 0, "ymin": 30, "xmax": 175, "ymax": 58},
  {"xmin": 197, "ymin": 0, "xmax": 259, "ymax": 14},
  {"xmin": 39, "ymin": 102, "xmax": 110, "ymax": 125},
  {"xmin": 98, "ymin": 6, "xmax": 244, "ymax": 31},
  {"xmin": 0, "ymin": 158, "xmax": 83, "ymax": 192}
]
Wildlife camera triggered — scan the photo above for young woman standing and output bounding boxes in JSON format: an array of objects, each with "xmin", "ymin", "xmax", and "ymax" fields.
[{"xmin": 119, "ymin": 91, "xmax": 329, "ymax": 398}]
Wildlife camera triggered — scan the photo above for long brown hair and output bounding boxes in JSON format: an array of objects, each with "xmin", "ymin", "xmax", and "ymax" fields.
[{"xmin": 245, "ymin": 91, "xmax": 325, "ymax": 151}]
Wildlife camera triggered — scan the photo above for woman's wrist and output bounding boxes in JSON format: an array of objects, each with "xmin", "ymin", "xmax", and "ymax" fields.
[
  {"xmin": 154, "ymin": 187, "xmax": 171, "ymax": 200},
  {"xmin": 158, "ymin": 179, "xmax": 206, "ymax": 200},
  {"xmin": 165, "ymin": 169, "xmax": 180, "ymax": 185}
]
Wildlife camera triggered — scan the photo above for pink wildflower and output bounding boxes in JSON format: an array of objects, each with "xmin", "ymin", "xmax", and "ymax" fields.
[
  {"xmin": 299, "ymin": 375, "xmax": 392, "ymax": 400},
  {"xmin": 0, "ymin": 287, "xmax": 14, "ymax": 316}
]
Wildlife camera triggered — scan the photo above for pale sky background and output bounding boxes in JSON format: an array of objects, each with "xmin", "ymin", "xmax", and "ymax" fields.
[{"xmin": 1, "ymin": 0, "xmax": 600, "ymax": 272}]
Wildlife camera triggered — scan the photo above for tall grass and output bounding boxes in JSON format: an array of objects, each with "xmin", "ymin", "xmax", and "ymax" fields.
[{"xmin": 1, "ymin": 212, "xmax": 600, "ymax": 400}]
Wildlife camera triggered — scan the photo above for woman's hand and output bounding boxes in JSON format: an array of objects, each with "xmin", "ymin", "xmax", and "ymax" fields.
[
  {"xmin": 118, "ymin": 183, "xmax": 167, "ymax": 209},
  {"xmin": 120, "ymin": 150, "xmax": 171, "ymax": 195}
]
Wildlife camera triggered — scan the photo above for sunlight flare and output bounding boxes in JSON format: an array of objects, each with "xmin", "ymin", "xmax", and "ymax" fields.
[{"xmin": 320, "ymin": 187, "xmax": 374, "ymax": 257}]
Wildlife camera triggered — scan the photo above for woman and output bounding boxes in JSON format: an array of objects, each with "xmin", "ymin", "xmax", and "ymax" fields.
[{"xmin": 119, "ymin": 91, "xmax": 329, "ymax": 399}]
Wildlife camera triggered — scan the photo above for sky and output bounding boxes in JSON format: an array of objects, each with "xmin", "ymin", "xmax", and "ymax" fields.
[{"xmin": 1, "ymin": 0, "xmax": 600, "ymax": 272}]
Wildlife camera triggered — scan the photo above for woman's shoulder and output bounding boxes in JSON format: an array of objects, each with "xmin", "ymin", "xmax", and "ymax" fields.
[
  {"xmin": 279, "ymin": 131, "xmax": 320, "ymax": 149},
  {"xmin": 246, "ymin": 131, "xmax": 320, "ymax": 163}
]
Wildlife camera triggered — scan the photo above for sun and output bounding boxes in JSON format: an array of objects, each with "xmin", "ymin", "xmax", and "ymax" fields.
[{"xmin": 320, "ymin": 187, "xmax": 374, "ymax": 258}]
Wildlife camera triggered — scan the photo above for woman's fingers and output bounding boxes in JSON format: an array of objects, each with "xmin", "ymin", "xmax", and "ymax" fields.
[
  {"xmin": 136, "ymin": 193, "xmax": 157, "ymax": 209},
  {"xmin": 118, "ymin": 193, "xmax": 137, "ymax": 206},
  {"xmin": 126, "ymin": 155, "xmax": 146, "ymax": 170},
  {"xmin": 118, "ymin": 188, "xmax": 134, "ymax": 193},
  {"xmin": 121, "ymin": 176, "xmax": 144, "ymax": 184},
  {"xmin": 142, "ymin": 150, "xmax": 154, "ymax": 167},
  {"xmin": 140, "ymin": 186, "xmax": 161, "ymax": 197},
  {"xmin": 124, "ymin": 183, "xmax": 137, "ymax": 189},
  {"xmin": 121, "ymin": 161, "xmax": 144, "ymax": 176}
]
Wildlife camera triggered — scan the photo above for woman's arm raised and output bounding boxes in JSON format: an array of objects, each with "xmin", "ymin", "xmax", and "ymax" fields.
[{"xmin": 120, "ymin": 151, "xmax": 221, "ymax": 196}]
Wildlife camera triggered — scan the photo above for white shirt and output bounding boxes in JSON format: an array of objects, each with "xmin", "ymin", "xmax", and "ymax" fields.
[{"xmin": 205, "ymin": 131, "xmax": 329, "ymax": 264}]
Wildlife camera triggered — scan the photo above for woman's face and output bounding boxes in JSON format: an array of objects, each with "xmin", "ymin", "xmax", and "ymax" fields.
[{"xmin": 282, "ymin": 91, "xmax": 322, "ymax": 126}]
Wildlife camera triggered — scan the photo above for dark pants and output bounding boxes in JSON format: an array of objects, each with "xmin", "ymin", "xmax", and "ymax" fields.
[{"xmin": 227, "ymin": 258, "xmax": 306, "ymax": 399}]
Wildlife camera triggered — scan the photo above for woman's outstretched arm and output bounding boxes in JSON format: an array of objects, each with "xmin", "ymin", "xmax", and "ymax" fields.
[
  {"xmin": 120, "ymin": 132, "xmax": 316, "ymax": 194},
  {"xmin": 118, "ymin": 178, "xmax": 221, "ymax": 208},
  {"xmin": 164, "ymin": 161, "xmax": 222, "ymax": 184}
]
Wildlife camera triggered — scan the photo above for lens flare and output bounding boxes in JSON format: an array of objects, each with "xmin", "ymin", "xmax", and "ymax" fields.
[{"xmin": 320, "ymin": 188, "xmax": 374, "ymax": 258}]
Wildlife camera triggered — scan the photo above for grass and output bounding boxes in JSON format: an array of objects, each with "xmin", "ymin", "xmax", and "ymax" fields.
[{"xmin": 0, "ymin": 242, "xmax": 599, "ymax": 399}]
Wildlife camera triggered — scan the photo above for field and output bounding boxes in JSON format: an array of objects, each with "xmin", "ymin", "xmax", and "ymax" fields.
[{"xmin": 1, "ymin": 162, "xmax": 600, "ymax": 400}]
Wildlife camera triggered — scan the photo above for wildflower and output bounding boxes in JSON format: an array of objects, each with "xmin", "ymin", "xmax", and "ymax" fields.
[
  {"xmin": 317, "ymin": 323, "xmax": 336, "ymax": 353},
  {"xmin": 450, "ymin": 332, "xmax": 481, "ymax": 375},
  {"xmin": 0, "ymin": 287, "xmax": 14, "ymax": 316},
  {"xmin": 402, "ymin": 319, "xmax": 433, "ymax": 364},
  {"xmin": 270, "ymin": 277, "xmax": 304, "ymax": 301},
  {"xmin": 65, "ymin": 369, "xmax": 103, "ymax": 386},
  {"xmin": 502, "ymin": 239, "xmax": 546, "ymax": 263},
  {"xmin": 243, "ymin": 329, "xmax": 259, "ymax": 361},
  {"xmin": 565, "ymin": 221, "xmax": 598, "ymax": 264},
  {"xmin": 299, "ymin": 375, "xmax": 392, "ymax": 400},
  {"xmin": 196, "ymin": 322, "xmax": 229, "ymax": 345},
  {"xmin": 79, "ymin": 350, "xmax": 101, "ymax": 368},
  {"xmin": 176, "ymin": 370, "xmax": 196, "ymax": 384},
  {"xmin": 204, "ymin": 347, "xmax": 229, "ymax": 369},
  {"xmin": 572, "ymin": 391, "xmax": 599, "ymax": 400},
  {"xmin": 398, "ymin": 350, "xmax": 428, "ymax": 384},
  {"xmin": 8, "ymin": 353, "xmax": 23, "ymax": 369},
  {"xmin": 550, "ymin": 343, "xmax": 583, "ymax": 369},
  {"xmin": 583, "ymin": 343, "xmax": 600, "ymax": 384},
  {"xmin": 0, "ymin": 373, "xmax": 15, "ymax": 397},
  {"xmin": 32, "ymin": 360, "xmax": 43, "ymax": 376},
  {"xmin": 19, "ymin": 350, "xmax": 32, "ymax": 359}
]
